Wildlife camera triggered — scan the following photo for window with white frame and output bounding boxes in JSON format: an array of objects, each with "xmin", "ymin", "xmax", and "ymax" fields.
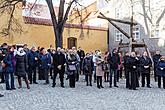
[
  {"xmin": 115, "ymin": 30, "xmax": 123, "ymax": 42},
  {"xmin": 133, "ymin": 25, "xmax": 140, "ymax": 40},
  {"xmin": 150, "ymin": 25, "xmax": 160, "ymax": 38}
]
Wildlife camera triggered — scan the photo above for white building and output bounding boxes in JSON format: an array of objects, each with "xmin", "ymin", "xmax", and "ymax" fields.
[{"xmin": 97, "ymin": 0, "xmax": 165, "ymax": 54}]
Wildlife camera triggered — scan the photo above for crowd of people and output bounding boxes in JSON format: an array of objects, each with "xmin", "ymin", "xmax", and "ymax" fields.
[{"xmin": 0, "ymin": 43, "xmax": 165, "ymax": 97}]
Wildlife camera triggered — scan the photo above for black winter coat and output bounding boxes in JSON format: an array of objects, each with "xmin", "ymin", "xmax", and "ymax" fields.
[
  {"xmin": 153, "ymin": 54, "xmax": 161, "ymax": 67},
  {"xmin": 156, "ymin": 60, "xmax": 165, "ymax": 77},
  {"xmin": 140, "ymin": 56, "xmax": 152, "ymax": 73},
  {"xmin": 82, "ymin": 57, "xmax": 94, "ymax": 75},
  {"xmin": 15, "ymin": 54, "xmax": 28, "ymax": 77},
  {"xmin": 127, "ymin": 56, "xmax": 140, "ymax": 71},
  {"xmin": 108, "ymin": 53, "xmax": 120, "ymax": 70},
  {"xmin": 53, "ymin": 52, "xmax": 66, "ymax": 71}
]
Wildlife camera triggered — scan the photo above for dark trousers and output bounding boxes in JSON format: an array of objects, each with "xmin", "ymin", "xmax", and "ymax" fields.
[
  {"xmin": 141, "ymin": 72, "xmax": 150, "ymax": 87},
  {"xmin": 158, "ymin": 76, "xmax": 165, "ymax": 88},
  {"xmin": 5, "ymin": 72, "xmax": 15, "ymax": 90},
  {"xmin": 154, "ymin": 67, "xmax": 158, "ymax": 81},
  {"xmin": 50, "ymin": 67, "xmax": 53, "ymax": 79},
  {"xmin": 85, "ymin": 74, "xmax": 92, "ymax": 85},
  {"xmin": 97, "ymin": 76, "xmax": 103, "ymax": 87},
  {"xmin": 28, "ymin": 67, "xmax": 37, "ymax": 83},
  {"xmin": 53, "ymin": 69, "xmax": 64, "ymax": 86},
  {"xmin": 75, "ymin": 70, "xmax": 79, "ymax": 82},
  {"xmin": 117, "ymin": 70, "xmax": 122, "ymax": 82},
  {"xmin": 0, "ymin": 72, "xmax": 5, "ymax": 83},
  {"xmin": 40, "ymin": 69, "xmax": 49, "ymax": 83},
  {"xmin": 125, "ymin": 69, "xmax": 130, "ymax": 88},
  {"xmin": 109, "ymin": 69, "xmax": 117, "ymax": 86},
  {"xmin": 69, "ymin": 73, "xmax": 75, "ymax": 88},
  {"xmin": 93, "ymin": 66, "xmax": 97, "ymax": 82},
  {"xmin": 104, "ymin": 72, "xmax": 109, "ymax": 82},
  {"xmin": 130, "ymin": 71, "xmax": 137, "ymax": 89}
]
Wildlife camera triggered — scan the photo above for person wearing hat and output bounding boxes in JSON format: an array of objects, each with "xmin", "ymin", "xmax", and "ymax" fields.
[
  {"xmin": 156, "ymin": 56, "xmax": 165, "ymax": 89},
  {"xmin": 15, "ymin": 48, "xmax": 30, "ymax": 89}
]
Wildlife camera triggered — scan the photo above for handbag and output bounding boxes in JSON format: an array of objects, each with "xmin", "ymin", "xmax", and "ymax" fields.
[{"xmin": 68, "ymin": 65, "xmax": 76, "ymax": 71}]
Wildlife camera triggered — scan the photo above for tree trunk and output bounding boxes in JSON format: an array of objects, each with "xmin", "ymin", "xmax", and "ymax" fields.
[
  {"xmin": 55, "ymin": 27, "xmax": 63, "ymax": 48},
  {"xmin": 46, "ymin": 0, "xmax": 75, "ymax": 48}
]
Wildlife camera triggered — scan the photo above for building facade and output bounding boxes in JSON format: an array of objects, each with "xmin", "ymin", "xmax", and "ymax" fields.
[
  {"xmin": 98, "ymin": 0, "xmax": 165, "ymax": 54},
  {"xmin": 0, "ymin": 2, "xmax": 108, "ymax": 53}
]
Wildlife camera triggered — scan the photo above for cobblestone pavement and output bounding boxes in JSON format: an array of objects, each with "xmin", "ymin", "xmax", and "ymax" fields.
[{"xmin": 0, "ymin": 75, "xmax": 165, "ymax": 110}]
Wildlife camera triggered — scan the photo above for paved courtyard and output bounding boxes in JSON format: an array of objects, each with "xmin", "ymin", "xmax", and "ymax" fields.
[{"xmin": 0, "ymin": 75, "xmax": 165, "ymax": 110}]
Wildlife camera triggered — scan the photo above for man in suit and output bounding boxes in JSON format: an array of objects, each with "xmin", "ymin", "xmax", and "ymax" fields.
[
  {"xmin": 77, "ymin": 47, "xmax": 85, "ymax": 75},
  {"xmin": 140, "ymin": 51, "xmax": 152, "ymax": 88},
  {"xmin": 52, "ymin": 47, "xmax": 66, "ymax": 88},
  {"xmin": 153, "ymin": 50, "xmax": 162, "ymax": 82}
]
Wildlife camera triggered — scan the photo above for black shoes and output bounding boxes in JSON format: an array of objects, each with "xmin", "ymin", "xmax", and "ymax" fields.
[
  {"xmin": 33, "ymin": 82, "xmax": 38, "ymax": 84},
  {"xmin": 100, "ymin": 85, "xmax": 104, "ymax": 88},
  {"xmin": 114, "ymin": 85, "xmax": 118, "ymax": 88},
  {"xmin": 0, "ymin": 94, "xmax": 4, "ymax": 97},
  {"xmin": 97, "ymin": 86, "xmax": 101, "ymax": 89}
]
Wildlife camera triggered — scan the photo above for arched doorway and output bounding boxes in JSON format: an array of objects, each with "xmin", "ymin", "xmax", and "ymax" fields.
[{"xmin": 67, "ymin": 37, "xmax": 77, "ymax": 49}]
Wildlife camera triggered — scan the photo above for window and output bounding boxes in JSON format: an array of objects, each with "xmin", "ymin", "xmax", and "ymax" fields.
[
  {"xmin": 133, "ymin": 25, "xmax": 140, "ymax": 40},
  {"xmin": 68, "ymin": 37, "xmax": 77, "ymax": 49},
  {"xmin": 150, "ymin": 25, "xmax": 160, "ymax": 38},
  {"xmin": 115, "ymin": 30, "xmax": 123, "ymax": 42}
]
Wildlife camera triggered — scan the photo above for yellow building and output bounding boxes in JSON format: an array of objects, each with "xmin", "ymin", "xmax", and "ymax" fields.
[{"xmin": 0, "ymin": 2, "xmax": 108, "ymax": 53}]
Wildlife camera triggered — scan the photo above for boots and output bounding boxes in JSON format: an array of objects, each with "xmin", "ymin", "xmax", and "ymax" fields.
[
  {"xmin": 25, "ymin": 78, "xmax": 30, "ymax": 89},
  {"xmin": 100, "ymin": 78, "xmax": 104, "ymax": 88},
  {"xmin": 18, "ymin": 78, "xmax": 22, "ymax": 89}
]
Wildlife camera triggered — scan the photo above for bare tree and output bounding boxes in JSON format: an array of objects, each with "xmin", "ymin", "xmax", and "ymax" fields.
[
  {"xmin": 0, "ymin": 0, "xmax": 24, "ymax": 37},
  {"xmin": 139, "ymin": 0, "xmax": 165, "ymax": 35},
  {"xmin": 0, "ymin": 0, "xmax": 85, "ymax": 47}
]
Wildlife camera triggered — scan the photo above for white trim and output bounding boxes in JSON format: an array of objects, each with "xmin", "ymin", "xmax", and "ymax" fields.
[
  {"xmin": 133, "ymin": 25, "xmax": 140, "ymax": 40},
  {"xmin": 115, "ymin": 30, "xmax": 123, "ymax": 42}
]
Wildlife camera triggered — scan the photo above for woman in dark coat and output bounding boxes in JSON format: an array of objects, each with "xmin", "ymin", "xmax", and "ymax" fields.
[
  {"xmin": 3, "ymin": 46, "xmax": 16, "ymax": 90},
  {"xmin": 156, "ymin": 56, "xmax": 165, "ymax": 89},
  {"xmin": 66, "ymin": 49, "xmax": 78, "ymax": 88},
  {"xmin": 15, "ymin": 48, "xmax": 30, "ymax": 89},
  {"xmin": 82, "ymin": 53, "xmax": 94, "ymax": 86},
  {"xmin": 127, "ymin": 52, "xmax": 139, "ymax": 90}
]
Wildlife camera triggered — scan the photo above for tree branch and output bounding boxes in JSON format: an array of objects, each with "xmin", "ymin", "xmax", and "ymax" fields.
[{"xmin": 156, "ymin": 7, "xmax": 165, "ymax": 25}]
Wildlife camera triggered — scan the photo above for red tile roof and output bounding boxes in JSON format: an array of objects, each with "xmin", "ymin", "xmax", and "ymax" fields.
[{"xmin": 23, "ymin": 16, "xmax": 108, "ymax": 31}]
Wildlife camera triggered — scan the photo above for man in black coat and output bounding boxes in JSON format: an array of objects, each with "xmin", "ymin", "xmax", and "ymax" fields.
[
  {"xmin": 127, "ymin": 52, "xmax": 140, "ymax": 90},
  {"xmin": 77, "ymin": 47, "xmax": 85, "ymax": 74},
  {"xmin": 140, "ymin": 51, "xmax": 152, "ymax": 88},
  {"xmin": 108, "ymin": 48, "xmax": 120, "ymax": 88},
  {"xmin": 52, "ymin": 47, "xmax": 66, "ymax": 88},
  {"xmin": 153, "ymin": 50, "xmax": 161, "ymax": 82},
  {"xmin": 27, "ymin": 47, "xmax": 39, "ymax": 84},
  {"xmin": 123, "ymin": 52, "xmax": 130, "ymax": 88}
]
